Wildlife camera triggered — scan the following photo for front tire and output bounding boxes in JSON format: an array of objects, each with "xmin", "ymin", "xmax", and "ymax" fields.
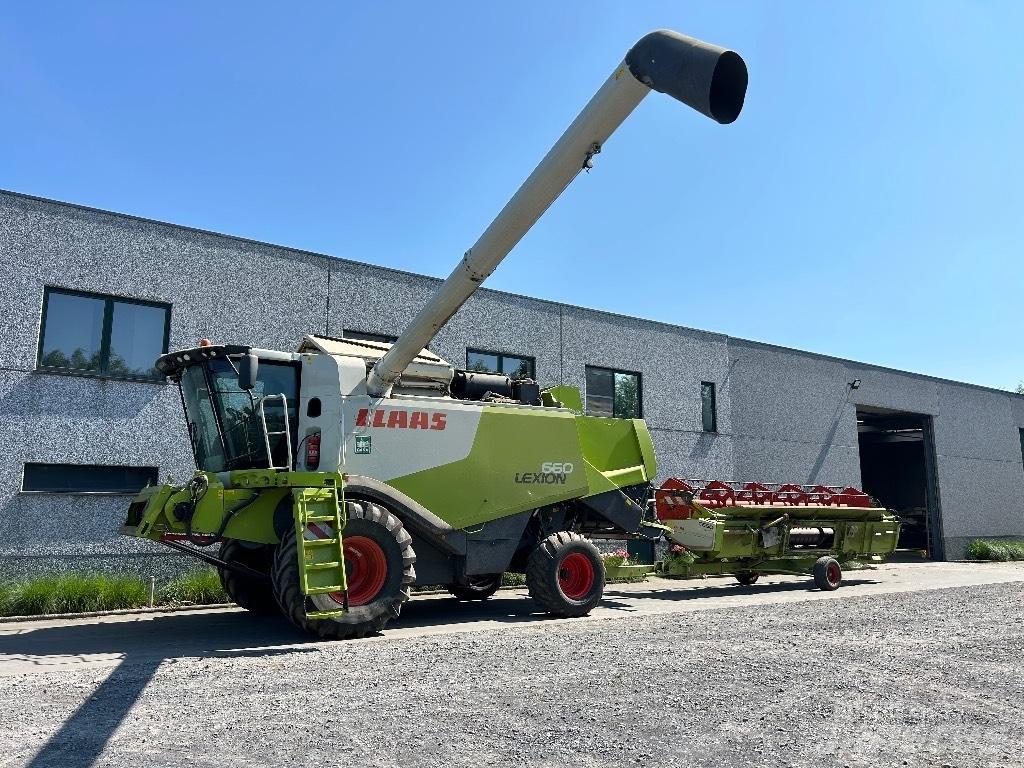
[
  {"xmin": 218, "ymin": 539, "xmax": 278, "ymax": 615},
  {"xmin": 526, "ymin": 532, "xmax": 604, "ymax": 618},
  {"xmin": 272, "ymin": 499, "xmax": 416, "ymax": 639},
  {"xmin": 447, "ymin": 574, "xmax": 502, "ymax": 601}
]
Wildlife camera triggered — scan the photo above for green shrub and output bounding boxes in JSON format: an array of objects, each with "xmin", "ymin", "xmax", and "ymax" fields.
[
  {"xmin": 0, "ymin": 569, "xmax": 230, "ymax": 617},
  {"xmin": 0, "ymin": 582, "xmax": 15, "ymax": 616},
  {"xmin": 159, "ymin": 569, "xmax": 227, "ymax": 605},
  {"xmin": 501, "ymin": 572, "xmax": 526, "ymax": 587},
  {"xmin": 965, "ymin": 538, "xmax": 1024, "ymax": 562},
  {"xmin": 0, "ymin": 573, "xmax": 148, "ymax": 616}
]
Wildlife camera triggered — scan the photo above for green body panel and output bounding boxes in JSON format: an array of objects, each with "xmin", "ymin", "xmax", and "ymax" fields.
[
  {"xmin": 543, "ymin": 385, "xmax": 584, "ymax": 413},
  {"xmin": 386, "ymin": 407, "xmax": 658, "ymax": 529},
  {"xmin": 126, "ymin": 470, "xmax": 344, "ymax": 545},
  {"xmin": 388, "ymin": 407, "xmax": 590, "ymax": 529},
  {"xmin": 573, "ymin": 416, "xmax": 656, "ymax": 494}
]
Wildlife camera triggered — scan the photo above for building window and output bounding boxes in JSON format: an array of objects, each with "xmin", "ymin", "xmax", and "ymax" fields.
[
  {"xmin": 701, "ymin": 381, "xmax": 717, "ymax": 432},
  {"xmin": 37, "ymin": 288, "xmax": 171, "ymax": 380},
  {"xmin": 585, "ymin": 366, "xmax": 642, "ymax": 418},
  {"xmin": 343, "ymin": 329, "xmax": 397, "ymax": 344},
  {"xmin": 22, "ymin": 463, "xmax": 159, "ymax": 494},
  {"xmin": 467, "ymin": 349, "xmax": 535, "ymax": 380}
]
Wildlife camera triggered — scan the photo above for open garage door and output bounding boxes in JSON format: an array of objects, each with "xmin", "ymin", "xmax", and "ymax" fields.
[{"xmin": 856, "ymin": 407, "xmax": 945, "ymax": 560}]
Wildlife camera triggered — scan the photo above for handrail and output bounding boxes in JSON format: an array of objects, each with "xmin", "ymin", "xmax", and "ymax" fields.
[{"xmin": 257, "ymin": 393, "xmax": 293, "ymax": 471}]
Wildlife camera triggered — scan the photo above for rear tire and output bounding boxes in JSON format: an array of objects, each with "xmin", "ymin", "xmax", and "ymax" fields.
[
  {"xmin": 272, "ymin": 500, "xmax": 416, "ymax": 639},
  {"xmin": 812, "ymin": 556, "xmax": 842, "ymax": 591},
  {"xmin": 218, "ymin": 539, "xmax": 278, "ymax": 615},
  {"xmin": 526, "ymin": 532, "xmax": 604, "ymax": 618},
  {"xmin": 735, "ymin": 571, "xmax": 759, "ymax": 586},
  {"xmin": 447, "ymin": 574, "xmax": 503, "ymax": 601}
]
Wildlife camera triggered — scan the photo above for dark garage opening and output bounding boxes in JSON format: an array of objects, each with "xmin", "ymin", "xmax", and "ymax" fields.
[{"xmin": 856, "ymin": 407, "xmax": 944, "ymax": 559}]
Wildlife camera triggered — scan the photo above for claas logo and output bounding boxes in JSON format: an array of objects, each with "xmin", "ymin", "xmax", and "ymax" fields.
[{"xmin": 356, "ymin": 408, "xmax": 447, "ymax": 431}]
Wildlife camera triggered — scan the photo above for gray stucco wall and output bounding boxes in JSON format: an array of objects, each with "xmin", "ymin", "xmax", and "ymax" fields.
[
  {"xmin": 728, "ymin": 342, "xmax": 861, "ymax": 489},
  {"xmin": 1, "ymin": 190, "xmax": 1022, "ymax": 576},
  {"xmin": 729, "ymin": 341, "xmax": 1024, "ymax": 558}
]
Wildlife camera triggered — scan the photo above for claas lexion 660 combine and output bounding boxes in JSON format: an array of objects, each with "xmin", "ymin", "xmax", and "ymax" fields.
[{"xmin": 122, "ymin": 30, "xmax": 900, "ymax": 639}]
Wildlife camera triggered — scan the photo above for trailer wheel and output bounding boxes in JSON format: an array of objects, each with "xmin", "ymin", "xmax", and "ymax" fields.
[
  {"xmin": 735, "ymin": 571, "xmax": 759, "ymax": 586},
  {"xmin": 812, "ymin": 556, "xmax": 842, "ymax": 591},
  {"xmin": 526, "ymin": 532, "xmax": 605, "ymax": 618},
  {"xmin": 447, "ymin": 574, "xmax": 503, "ymax": 601},
  {"xmin": 272, "ymin": 500, "xmax": 416, "ymax": 639},
  {"xmin": 218, "ymin": 539, "xmax": 278, "ymax": 615}
]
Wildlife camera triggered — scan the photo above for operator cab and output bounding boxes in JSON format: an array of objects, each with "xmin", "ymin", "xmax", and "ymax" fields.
[{"xmin": 156, "ymin": 344, "xmax": 299, "ymax": 472}]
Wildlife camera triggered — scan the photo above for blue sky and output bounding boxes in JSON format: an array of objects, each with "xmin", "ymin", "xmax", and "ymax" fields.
[{"xmin": 2, "ymin": 3, "xmax": 1021, "ymax": 390}]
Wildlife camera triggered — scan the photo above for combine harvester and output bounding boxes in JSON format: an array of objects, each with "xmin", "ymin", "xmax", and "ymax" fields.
[{"xmin": 122, "ymin": 29, "xmax": 900, "ymax": 639}]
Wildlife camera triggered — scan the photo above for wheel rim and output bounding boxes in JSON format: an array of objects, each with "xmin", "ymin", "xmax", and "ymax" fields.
[
  {"xmin": 826, "ymin": 561, "xmax": 841, "ymax": 586},
  {"xmin": 558, "ymin": 552, "xmax": 595, "ymax": 600},
  {"xmin": 335, "ymin": 535, "xmax": 388, "ymax": 606}
]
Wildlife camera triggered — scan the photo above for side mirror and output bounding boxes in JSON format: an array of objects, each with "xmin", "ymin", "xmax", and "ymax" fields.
[{"xmin": 238, "ymin": 353, "xmax": 258, "ymax": 391}]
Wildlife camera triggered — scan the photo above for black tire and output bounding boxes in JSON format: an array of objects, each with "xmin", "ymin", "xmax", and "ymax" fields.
[
  {"xmin": 735, "ymin": 571, "xmax": 759, "ymax": 586},
  {"xmin": 447, "ymin": 574, "xmax": 503, "ymax": 601},
  {"xmin": 812, "ymin": 556, "xmax": 842, "ymax": 591},
  {"xmin": 272, "ymin": 499, "xmax": 416, "ymax": 639},
  {"xmin": 218, "ymin": 539, "xmax": 278, "ymax": 615},
  {"xmin": 526, "ymin": 532, "xmax": 605, "ymax": 618}
]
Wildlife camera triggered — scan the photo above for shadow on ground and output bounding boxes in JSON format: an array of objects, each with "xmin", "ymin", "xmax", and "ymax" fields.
[
  {"xmin": 3, "ymin": 576, "xmax": 880, "ymax": 668},
  {"xmin": 2, "ymin": 575, "xmax": 875, "ymax": 767}
]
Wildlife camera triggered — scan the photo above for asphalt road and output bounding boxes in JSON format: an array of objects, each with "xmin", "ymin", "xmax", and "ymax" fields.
[{"xmin": 1, "ymin": 561, "xmax": 1022, "ymax": 768}]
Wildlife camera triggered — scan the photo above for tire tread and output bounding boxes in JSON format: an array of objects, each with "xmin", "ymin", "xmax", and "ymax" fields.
[
  {"xmin": 526, "ymin": 531, "xmax": 604, "ymax": 618},
  {"xmin": 218, "ymin": 539, "xmax": 277, "ymax": 615},
  {"xmin": 271, "ymin": 499, "xmax": 415, "ymax": 639}
]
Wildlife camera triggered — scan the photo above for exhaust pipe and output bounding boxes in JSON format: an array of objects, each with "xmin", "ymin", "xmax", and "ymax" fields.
[{"xmin": 367, "ymin": 30, "xmax": 747, "ymax": 397}]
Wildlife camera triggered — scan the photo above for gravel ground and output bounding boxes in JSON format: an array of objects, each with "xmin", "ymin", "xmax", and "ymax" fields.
[{"xmin": 2, "ymin": 581, "xmax": 1022, "ymax": 768}]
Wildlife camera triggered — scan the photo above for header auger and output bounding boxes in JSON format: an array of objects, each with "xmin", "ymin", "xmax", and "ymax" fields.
[{"xmin": 121, "ymin": 30, "xmax": 898, "ymax": 640}]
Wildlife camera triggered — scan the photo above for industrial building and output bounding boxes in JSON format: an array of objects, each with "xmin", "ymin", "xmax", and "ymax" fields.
[{"xmin": 1, "ymin": 188, "xmax": 1022, "ymax": 576}]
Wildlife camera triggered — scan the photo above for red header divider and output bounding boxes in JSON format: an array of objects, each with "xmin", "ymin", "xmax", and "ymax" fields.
[{"xmin": 655, "ymin": 478, "xmax": 872, "ymax": 520}]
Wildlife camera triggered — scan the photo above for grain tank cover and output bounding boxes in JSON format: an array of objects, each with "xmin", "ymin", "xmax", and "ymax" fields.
[{"xmin": 299, "ymin": 334, "xmax": 454, "ymax": 392}]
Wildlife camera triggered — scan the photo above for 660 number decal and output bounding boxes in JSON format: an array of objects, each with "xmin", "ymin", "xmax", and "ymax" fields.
[{"xmin": 541, "ymin": 462, "xmax": 574, "ymax": 474}]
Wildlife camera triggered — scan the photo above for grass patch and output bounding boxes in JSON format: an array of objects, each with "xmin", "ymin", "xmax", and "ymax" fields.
[
  {"xmin": 0, "ymin": 573, "xmax": 149, "ymax": 616},
  {"xmin": 0, "ymin": 568, "xmax": 229, "ymax": 617},
  {"xmin": 159, "ymin": 569, "xmax": 227, "ymax": 606},
  {"xmin": 965, "ymin": 538, "xmax": 1024, "ymax": 562},
  {"xmin": 0, "ymin": 558, "xmax": 651, "ymax": 617}
]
